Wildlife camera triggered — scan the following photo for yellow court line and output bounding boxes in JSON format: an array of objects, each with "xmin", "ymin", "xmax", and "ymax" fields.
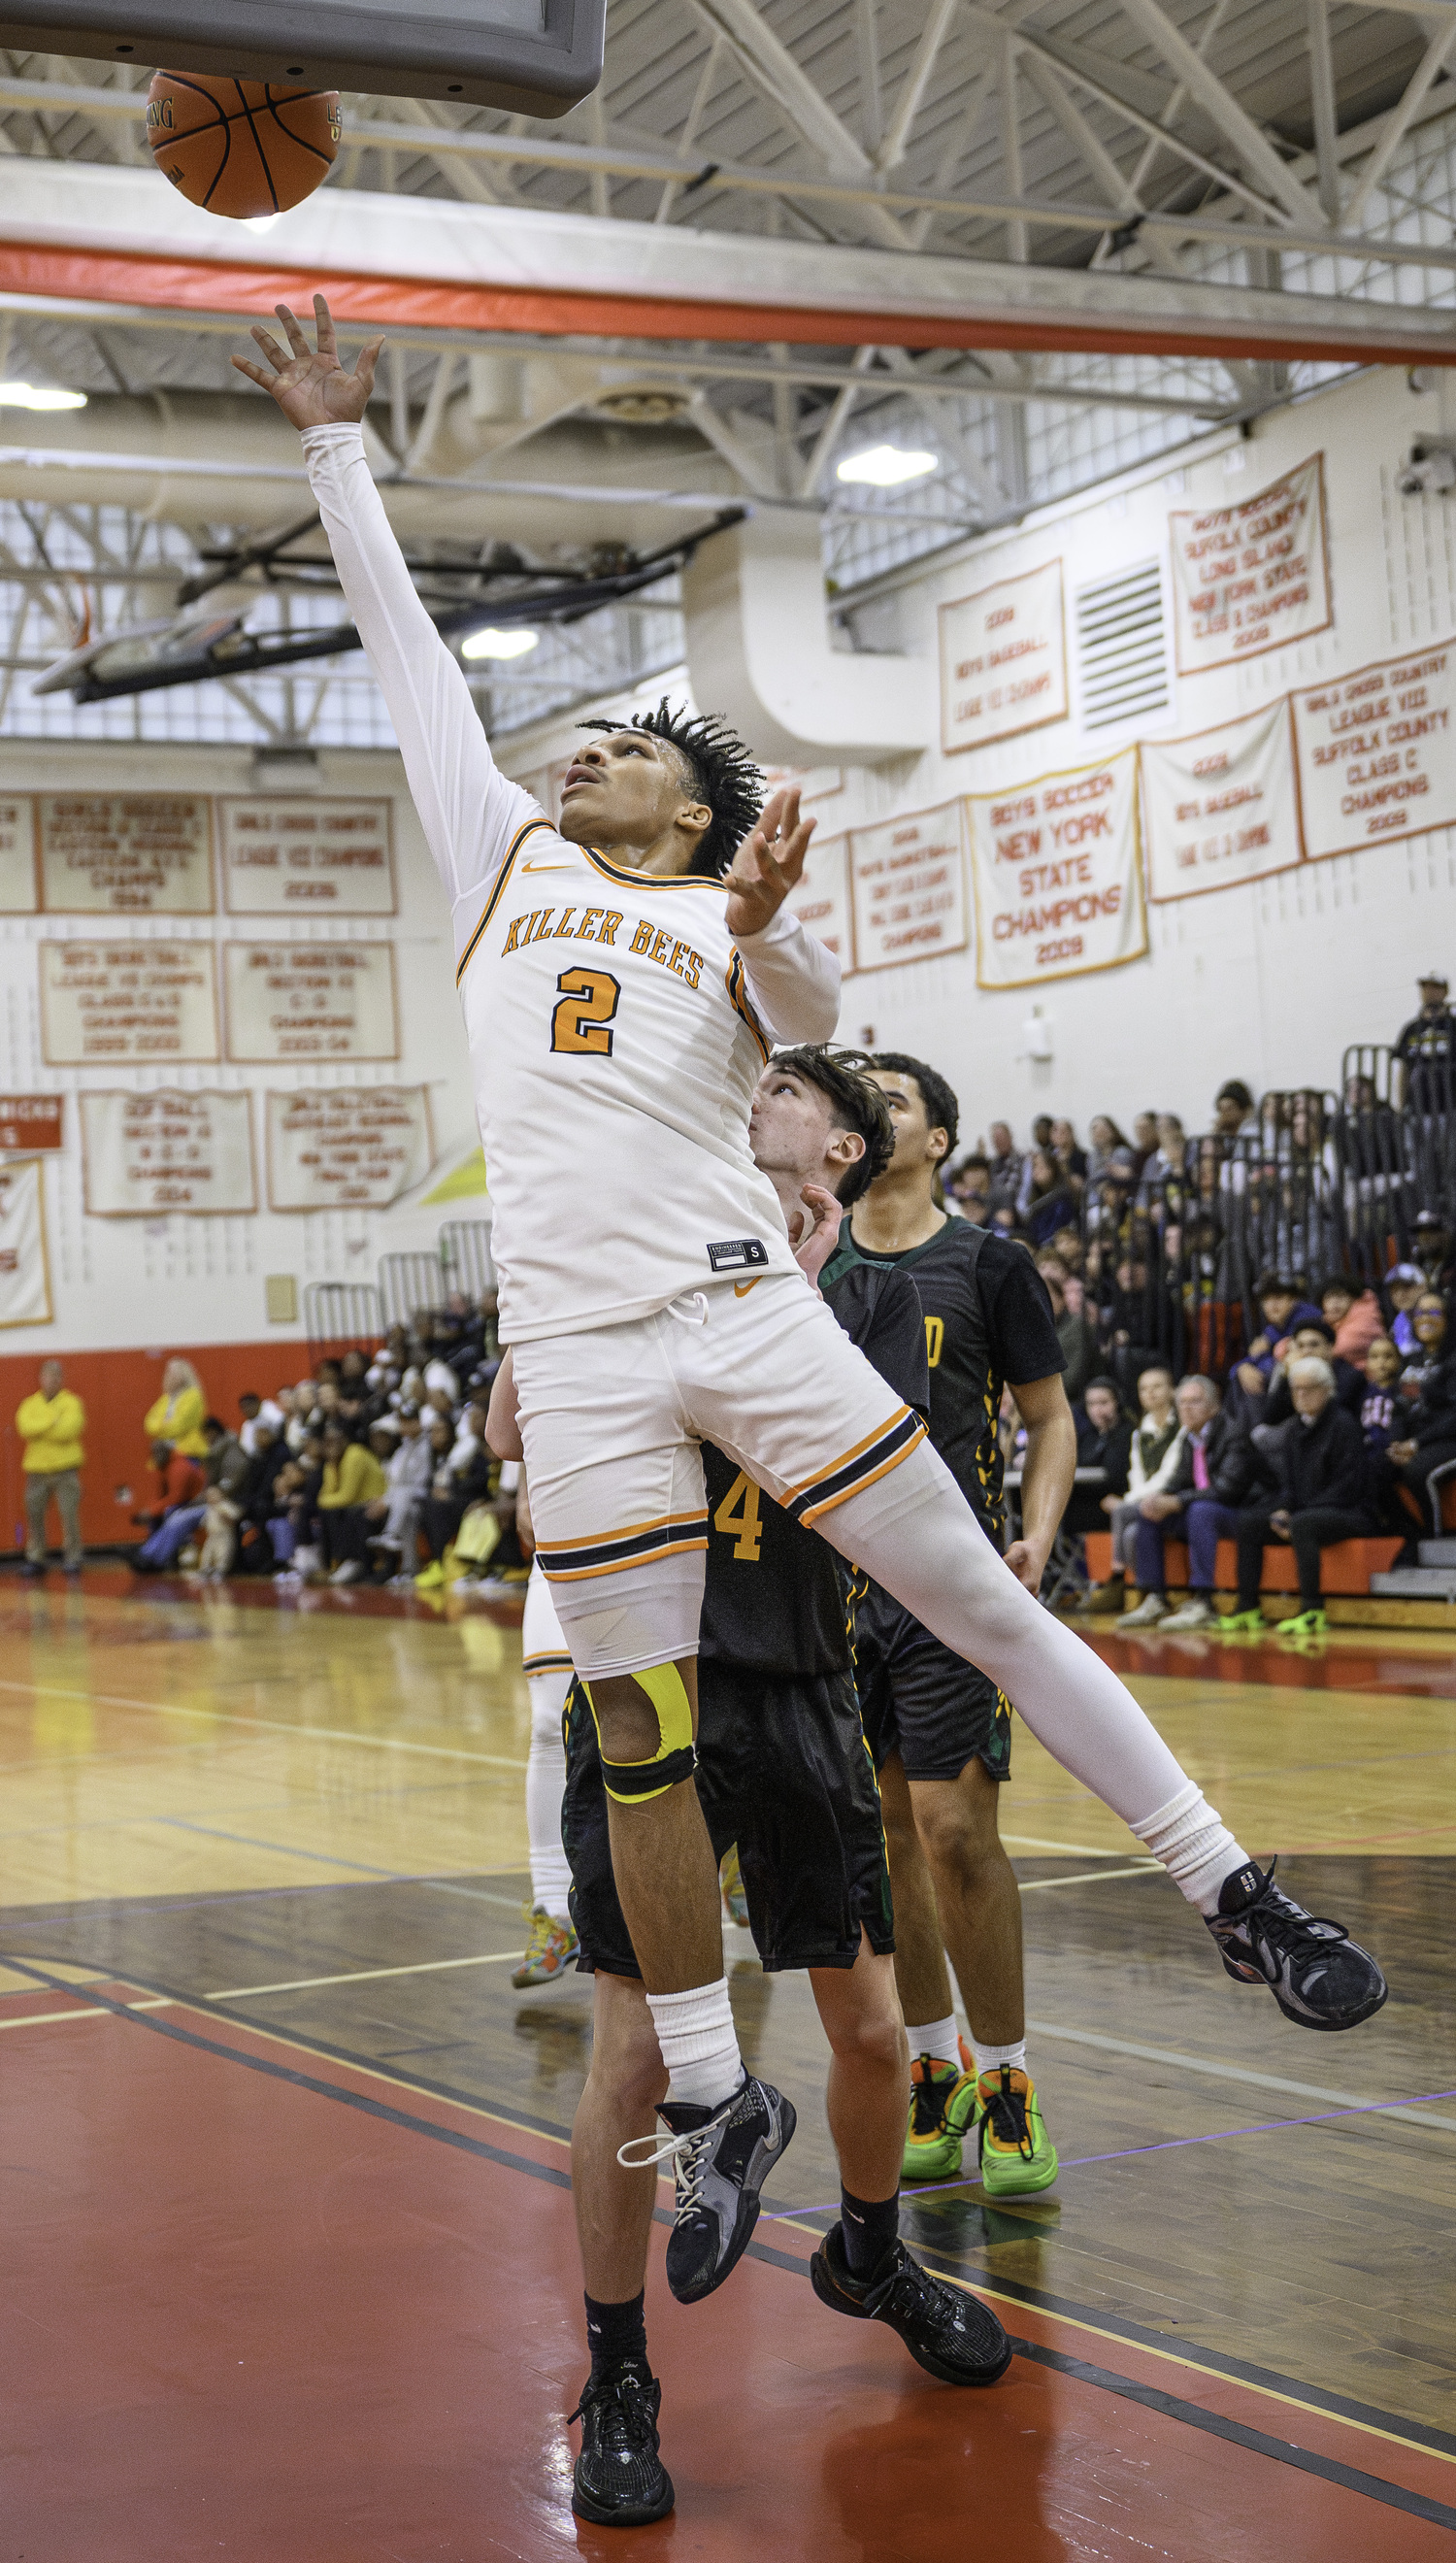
[
  {"xmin": 122, "ymin": 1984, "xmax": 1454, "ymax": 2475},
  {"xmin": 1019, "ymin": 1865, "xmax": 1161, "ymax": 1892},
  {"xmin": 0, "ymin": 1677, "xmax": 527, "ymax": 1772},
  {"xmin": 1001, "ymin": 1833, "xmax": 1142, "ymax": 1856},
  {"xmin": 208, "ymin": 1952, "xmax": 523, "ymax": 2000},
  {"xmin": 0, "ymin": 1998, "xmax": 174, "ymax": 2030}
]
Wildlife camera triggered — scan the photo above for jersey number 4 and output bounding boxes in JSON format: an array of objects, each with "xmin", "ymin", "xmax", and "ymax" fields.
[
  {"xmin": 712, "ymin": 1471, "xmax": 763, "ymax": 1562},
  {"xmin": 551, "ymin": 966, "xmax": 621, "ymax": 1055}
]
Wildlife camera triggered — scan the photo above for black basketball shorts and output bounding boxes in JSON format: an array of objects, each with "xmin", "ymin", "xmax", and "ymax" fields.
[
  {"xmin": 850, "ymin": 1574, "xmax": 1012, "ymax": 1786},
  {"xmin": 562, "ymin": 1660, "xmax": 895, "ymax": 1976}
]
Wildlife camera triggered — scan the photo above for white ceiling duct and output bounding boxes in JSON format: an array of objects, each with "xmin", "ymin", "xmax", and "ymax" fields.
[{"xmin": 682, "ymin": 504, "xmax": 931, "ymax": 764}]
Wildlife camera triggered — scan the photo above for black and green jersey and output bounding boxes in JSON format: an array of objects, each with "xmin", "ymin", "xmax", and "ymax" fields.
[
  {"xmin": 822, "ymin": 1215, "xmax": 1064, "ymax": 1543},
  {"xmin": 698, "ymin": 1261, "xmax": 929, "ymax": 1676}
]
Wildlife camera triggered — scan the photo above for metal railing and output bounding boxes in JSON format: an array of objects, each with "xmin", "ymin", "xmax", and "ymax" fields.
[
  {"xmin": 303, "ymin": 1282, "xmax": 382, "ymax": 1373},
  {"xmin": 439, "ymin": 1219, "xmax": 495, "ymax": 1300}
]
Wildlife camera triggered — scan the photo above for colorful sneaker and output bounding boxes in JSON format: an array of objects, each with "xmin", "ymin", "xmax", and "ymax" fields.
[
  {"xmin": 618, "ymin": 2075, "xmax": 796, "ymax": 2304},
  {"xmin": 810, "ymin": 2224, "xmax": 1011, "ymax": 2384},
  {"xmin": 719, "ymin": 1843, "xmax": 749, "ymax": 1929},
  {"xmin": 902, "ymin": 2052, "xmax": 977, "ymax": 2182},
  {"xmin": 975, "ymin": 2065, "xmax": 1059, "ymax": 2197},
  {"xmin": 1207, "ymin": 1857, "xmax": 1388, "ymax": 2031},
  {"xmin": 1281, "ymin": 1608, "xmax": 1329, "ymax": 1636},
  {"xmin": 568, "ymin": 2361, "xmax": 675, "ymax": 2525},
  {"xmin": 511, "ymin": 1903, "xmax": 579, "ymax": 1989},
  {"xmin": 1214, "ymin": 1607, "xmax": 1263, "ymax": 1633}
]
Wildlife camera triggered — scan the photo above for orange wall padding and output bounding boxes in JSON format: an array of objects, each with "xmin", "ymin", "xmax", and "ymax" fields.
[{"xmin": 0, "ymin": 1338, "xmax": 308, "ymax": 1551}]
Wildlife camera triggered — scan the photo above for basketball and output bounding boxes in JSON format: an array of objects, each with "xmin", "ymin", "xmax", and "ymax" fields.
[{"xmin": 146, "ymin": 72, "xmax": 341, "ymax": 218}]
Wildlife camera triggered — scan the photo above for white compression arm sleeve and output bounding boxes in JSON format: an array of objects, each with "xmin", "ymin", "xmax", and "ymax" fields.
[
  {"xmin": 735, "ymin": 906, "xmax": 841, "ymax": 1046},
  {"xmin": 301, "ymin": 422, "xmax": 539, "ymax": 936}
]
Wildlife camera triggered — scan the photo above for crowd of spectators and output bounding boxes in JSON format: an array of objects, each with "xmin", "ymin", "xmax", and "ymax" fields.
[{"xmin": 131, "ymin": 1294, "xmax": 521, "ymax": 1591}]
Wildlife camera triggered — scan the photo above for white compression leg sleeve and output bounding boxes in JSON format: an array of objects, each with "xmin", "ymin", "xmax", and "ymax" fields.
[
  {"xmin": 820, "ymin": 1445, "xmax": 1248, "ymax": 1914},
  {"xmin": 526, "ymin": 1672, "xmax": 573, "ymax": 1922}
]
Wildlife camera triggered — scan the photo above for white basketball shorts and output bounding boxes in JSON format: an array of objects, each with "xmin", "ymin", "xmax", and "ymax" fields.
[
  {"xmin": 521, "ymin": 1558, "xmax": 574, "ymax": 1680},
  {"xmin": 511, "ymin": 1272, "xmax": 926, "ymax": 1677}
]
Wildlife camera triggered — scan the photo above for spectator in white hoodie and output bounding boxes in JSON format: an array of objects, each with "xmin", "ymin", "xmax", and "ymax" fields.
[{"xmin": 1099, "ymin": 1362, "xmax": 1185, "ymax": 1587}]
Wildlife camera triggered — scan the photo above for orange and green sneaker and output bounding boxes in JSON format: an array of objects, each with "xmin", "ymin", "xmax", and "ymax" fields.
[
  {"xmin": 975, "ymin": 2065, "xmax": 1059, "ymax": 2198},
  {"xmin": 511, "ymin": 1904, "xmax": 579, "ymax": 1989},
  {"xmin": 902, "ymin": 2051, "xmax": 979, "ymax": 2182}
]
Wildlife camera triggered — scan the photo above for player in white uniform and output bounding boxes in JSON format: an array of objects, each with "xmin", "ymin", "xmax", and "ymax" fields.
[{"xmin": 238, "ymin": 303, "xmax": 1387, "ymax": 2317}]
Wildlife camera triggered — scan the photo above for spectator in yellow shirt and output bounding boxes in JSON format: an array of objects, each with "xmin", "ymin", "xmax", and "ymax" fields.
[
  {"xmin": 143, "ymin": 1358, "xmax": 210, "ymax": 1460},
  {"xmin": 315, "ymin": 1423, "xmax": 387, "ymax": 1586},
  {"xmin": 17, "ymin": 1358, "xmax": 85, "ymax": 1576}
]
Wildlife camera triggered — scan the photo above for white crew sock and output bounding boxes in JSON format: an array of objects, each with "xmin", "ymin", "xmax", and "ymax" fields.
[
  {"xmin": 1131, "ymin": 1781, "xmax": 1249, "ymax": 1917},
  {"xmin": 645, "ymin": 1979, "xmax": 745, "ymax": 2109},
  {"xmin": 973, "ymin": 2037, "xmax": 1028, "ymax": 2079},
  {"xmin": 525, "ymin": 1674, "xmax": 573, "ymax": 1922},
  {"xmin": 905, "ymin": 2014, "xmax": 961, "ymax": 2069}
]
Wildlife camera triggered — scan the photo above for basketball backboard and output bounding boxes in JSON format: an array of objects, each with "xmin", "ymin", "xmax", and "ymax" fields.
[{"xmin": 0, "ymin": 0, "xmax": 604, "ymax": 115}]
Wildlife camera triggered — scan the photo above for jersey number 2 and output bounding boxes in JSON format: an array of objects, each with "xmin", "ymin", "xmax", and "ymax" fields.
[
  {"xmin": 713, "ymin": 1471, "xmax": 763, "ymax": 1562},
  {"xmin": 551, "ymin": 967, "xmax": 621, "ymax": 1055}
]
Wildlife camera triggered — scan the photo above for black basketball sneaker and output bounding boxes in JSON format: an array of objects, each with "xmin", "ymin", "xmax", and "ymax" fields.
[
  {"xmin": 617, "ymin": 2074, "xmax": 796, "ymax": 2304},
  {"xmin": 810, "ymin": 2224, "xmax": 1012, "ymax": 2383},
  {"xmin": 1208, "ymin": 1858, "xmax": 1387, "ymax": 2030},
  {"xmin": 568, "ymin": 2362, "xmax": 675, "ymax": 2526}
]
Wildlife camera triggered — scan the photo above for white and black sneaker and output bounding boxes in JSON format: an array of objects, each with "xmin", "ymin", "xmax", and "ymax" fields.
[
  {"xmin": 617, "ymin": 2075, "xmax": 796, "ymax": 2304},
  {"xmin": 810, "ymin": 2225, "xmax": 1012, "ymax": 2384},
  {"xmin": 568, "ymin": 2362, "xmax": 674, "ymax": 2526},
  {"xmin": 1208, "ymin": 1858, "xmax": 1388, "ymax": 2031}
]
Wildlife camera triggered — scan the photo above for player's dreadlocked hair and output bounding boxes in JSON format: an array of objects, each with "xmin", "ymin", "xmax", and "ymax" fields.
[{"xmin": 579, "ymin": 698, "xmax": 765, "ymax": 878}]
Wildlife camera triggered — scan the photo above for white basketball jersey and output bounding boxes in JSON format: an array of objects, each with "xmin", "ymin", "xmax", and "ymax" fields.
[{"xmin": 304, "ymin": 424, "xmax": 842, "ymax": 1348}]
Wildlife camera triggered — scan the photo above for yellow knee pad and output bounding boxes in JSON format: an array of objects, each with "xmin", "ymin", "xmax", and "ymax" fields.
[{"xmin": 583, "ymin": 1662, "xmax": 698, "ymax": 1804}]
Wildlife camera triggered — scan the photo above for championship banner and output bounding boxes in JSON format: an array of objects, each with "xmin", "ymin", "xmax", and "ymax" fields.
[
  {"xmin": 40, "ymin": 941, "xmax": 219, "ymax": 1065},
  {"xmin": 0, "ymin": 798, "xmax": 37, "ymax": 912},
  {"xmin": 783, "ymin": 833, "xmax": 854, "ymax": 971},
  {"xmin": 1141, "ymin": 700, "xmax": 1303, "ymax": 902},
  {"xmin": 37, "ymin": 794, "xmax": 214, "ymax": 914},
  {"xmin": 267, "ymin": 1087, "xmax": 434, "ymax": 1211},
  {"xmin": 80, "ymin": 1091, "xmax": 256, "ymax": 1217},
  {"xmin": 1292, "ymin": 640, "xmax": 1456, "ymax": 860},
  {"xmin": 0, "ymin": 1157, "xmax": 51, "ymax": 1326},
  {"xmin": 939, "ymin": 559, "xmax": 1068, "ymax": 755},
  {"xmin": 968, "ymin": 748, "xmax": 1146, "ymax": 990},
  {"xmin": 1168, "ymin": 454, "xmax": 1332, "ymax": 675},
  {"xmin": 218, "ymin": 797, "xmax": 396, "ymax": 915},
  {"xmin": 848, "ymin": 802, "xmax": 968, "ymax": 973},
  {"xmin": 222, "ymin": 942, "xmax": 399, "ymax": 1063}
]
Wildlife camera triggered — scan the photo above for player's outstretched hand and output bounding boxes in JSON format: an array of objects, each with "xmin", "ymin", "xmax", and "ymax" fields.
[
  {"xmin": 724, "ymin": 786, "xmax": 815, "ymax": 940},
  {"xmin": 792, "ymin": 1182, "xmax": 843, "ymax": 1291},
  {"xmin": 232, "ymin": 294, "xmax": 382, "ymax": 433}
]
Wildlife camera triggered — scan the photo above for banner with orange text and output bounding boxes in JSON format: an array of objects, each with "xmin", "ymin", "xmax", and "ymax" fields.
[
  {"xmin": 1168, "ymin": 454, "xmax": 1331, "ymax": 674},
  {"xmin": 1292, "ymin": 639, "xmax": 1456, "ymax": 860},
  {"xmin": 1141, "ymin": 699, "xmax": 1303, "ymax": 901},
  {"xmin": 967, "ymin": 749, "xmax": 1146, "ymax": 990}
]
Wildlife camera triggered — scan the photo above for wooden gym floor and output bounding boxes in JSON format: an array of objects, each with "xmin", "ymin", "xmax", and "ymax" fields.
[{"xmin": 3, "ymin": 1569, "xmax": 1454, "ymax": 2558}]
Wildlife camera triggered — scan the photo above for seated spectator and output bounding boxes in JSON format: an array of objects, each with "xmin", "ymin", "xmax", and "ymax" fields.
[
  {"xmin": 1099, "ymin": 1361, "xmax": 1183, "ymax": 1596},
  {"xmin": 1319, "ymin": 1275, "xmax": 1382, "ymax": 1371},
  {"xmin": 1230, "ymin": 1271, "xmax": 1322, "ymax": 1412},
  {"xmin": 1022, "ymin": 1148, "xmax": 1079, "ymax": 1246},
  {"xmin": 1263, "ymin": 1319, "xmax": 1363, "ymax": 1424},
  {"xmin": 947, "ymin": 1153, "xmax": 990, "ymax": 1222},
  {"xmin": 414, "ymin": 1419, "xmax": 495, "ymax": 1589},
  {"xmin": 1213, "ymin": 1081, "xmax": 1257, "ymax": 1139},
  {"xmin": 131, "ymin": 1439, "xmax": 207, "ymax": 1572},
  {"xmin": 1117, "ymin": 1376, "xmax": 1261, "ymax": 1630},
  {"xmin": 1050, "ymin": 1220, "xmax": 1084, "ymax": 1277},
  {"xmin": 1036, "ymin": 1251, "xmax": 1098, "ymax": 1403},
  {"xmin": 1358, "ymin": 1336, "xmax": 1406, "ymax": 1520},
  {"xmin": 1065, "ymin": 1378, "xmax": 1133, "ymax": 1543},
  {"xmin": 1385, "ymin": 1262, "xmax": 1425, "ymax": 1356},
  {"xmin": 366, "ymin": 1407, "xmax": 435, "ymax": 1581},
  {"xmin": 233, "ymin": 1422, "xmax": 287, "ymax": 1574},
  {"xmin": 1385, "ymin": 1295, "xmax": 1456, "ymax": 1545},
  {"xmin": 1413, "ymin": 1211, "xmax": 1456, "ymax": 1297},
  {"xmin": 1217, "ymin": 1357, "xmax": 1372, "ymax": 1636},
  {"xmin": 986, "ymin": 1122, "xmax": 1018, "ymax": 1190},
  {"xmin": 314, "ymin": 1423, "xmax": 387, "ymax": 1587},
  {"xmin": 1048, "ymin": 1116, "xmax": 1087, "ymax": 1189},
  {"xmin": 202, "ymin": 1414, "xmax": 249, "ymax": 1499},
  {"xmin": 237, "ymin": 1389, "xmax": 285, "ymax": 1452},
  {"xmin": 1129, "ymin": 1111, "xmax": 1160, "ymax": 1182},
  {"xmin": 1086, "ymin": 1115, "xmax": 1130, "ymax": 1181}
]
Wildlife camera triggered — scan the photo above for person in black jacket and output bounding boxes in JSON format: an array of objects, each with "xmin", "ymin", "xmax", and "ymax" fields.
[
  {"xmin": 1064, "ymin": 1378, "xmax": 1132, "ymax": 1537},
  {"xmin": 1218, "ymin": 1359, "xmax": 1372, "ymax": 1636},
  {"xmin": 1262, "ymin": 1318, "xmax": 1364, "ymax": 1425},
  {"xmin": 1385, "ymin": 1294, "xmax": 1456, "ymax": 1540},
  {"xmin": 1119, "ymin": 1376, "xmax": 1261, "ymax": 1631}
]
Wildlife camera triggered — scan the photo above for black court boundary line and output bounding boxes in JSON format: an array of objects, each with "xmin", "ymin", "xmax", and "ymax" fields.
[
  {"xmin": 14, "ymin": 1943, "xmax": 1456, "ymax": 2477},
  {"xmin": 7, "ymin": 1960, "xmax": 1456, "ymax": 2533}
]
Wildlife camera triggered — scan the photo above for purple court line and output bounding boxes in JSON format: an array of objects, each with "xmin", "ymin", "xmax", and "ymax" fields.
[{"xmin": 761, "ymin": 2084, "xmax": 1456, "ymax": 2222}]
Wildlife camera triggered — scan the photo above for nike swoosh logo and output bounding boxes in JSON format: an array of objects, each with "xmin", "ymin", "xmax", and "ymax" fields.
[
  {"xmin": 734, "ymin": 1279, "xmax": 762, "ymax": 1298},
  {"xmin": 519, "ymin": 859, "xmax": 574, "ymax": 874}
]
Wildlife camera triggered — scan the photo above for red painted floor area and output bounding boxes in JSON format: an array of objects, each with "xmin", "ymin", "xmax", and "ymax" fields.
[{"xmin": 5, "ymin": 1983, "xmax": 1452, "ymax": 2560}]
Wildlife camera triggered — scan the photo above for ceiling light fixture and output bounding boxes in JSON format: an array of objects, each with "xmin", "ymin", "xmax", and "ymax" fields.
[
  {"xmin": 836, "ymin": 444, "xmax": 937, "ymax": 488},
  {"xmin": 0, "ymin": 381, "xmax": 86, "ymax": 411},
  {"xmin": 461, "ymin": 626, "xmax": 540, "ymax": 661}
]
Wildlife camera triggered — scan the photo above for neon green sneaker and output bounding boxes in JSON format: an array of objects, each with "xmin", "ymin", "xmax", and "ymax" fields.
[
  {"xmin": 1281, "ymin": 1608, "xmax": 1329, "ymax": 1637},
  {"xmin": 902, "ymin": 2052, "xmax": 978, "ymax": 2182},
  {"xmin": 1214, "ymin": 1607, "xmax": 1262, "ymax": 1633},
  {"xmin": 414, "ymin": 1560, "xmax": 445, "ymax": 1591},
  {"xmin": 975, "ymin": 2065, "xmax": 1059, "ymax": 2198}
]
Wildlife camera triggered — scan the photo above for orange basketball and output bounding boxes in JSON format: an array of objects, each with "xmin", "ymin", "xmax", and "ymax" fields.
[{"xmin": 147, "ymin": 72, "xmax": 341, "ymax": 218}]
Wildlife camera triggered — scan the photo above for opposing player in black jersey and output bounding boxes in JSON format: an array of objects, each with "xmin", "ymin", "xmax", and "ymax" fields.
[
  {"xmin": 824, "ymin": 1054, "xmax": 1071, "ymax": 2200},
  {"xmin": 560, "ymin": 1050, "xmax": 1010, "ymax": 2527}
]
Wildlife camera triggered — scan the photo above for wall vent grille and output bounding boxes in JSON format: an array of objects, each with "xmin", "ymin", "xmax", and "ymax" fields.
[{"xmin": 1075, "ymin": 560, "xmax": 1169, "ymax": 730}]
